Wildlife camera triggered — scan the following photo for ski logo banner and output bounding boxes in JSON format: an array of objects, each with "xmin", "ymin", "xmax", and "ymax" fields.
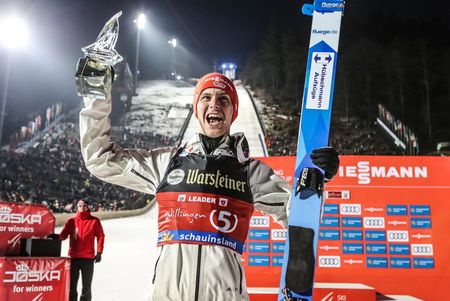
[
  {"xmin": 0, "ymin": 202, "xmax": 55, "ymax": 255},
  {"xmin": 245, "ymin": 155, "xmax": 450, "ymax": 301},
  {"xmin": 0, "ymin": 257, "xmax": 70, "ymax": 301}
]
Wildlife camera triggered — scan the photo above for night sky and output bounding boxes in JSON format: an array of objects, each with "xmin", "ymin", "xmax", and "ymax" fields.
[{"xmin": 0, "ymin": 0, "xmax": 447, "ymax": 140}]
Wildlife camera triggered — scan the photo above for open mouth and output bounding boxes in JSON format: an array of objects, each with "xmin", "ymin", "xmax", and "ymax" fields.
[{"xmin": 206, "ymin": 113, "xmax": 224, "ymax": 125}]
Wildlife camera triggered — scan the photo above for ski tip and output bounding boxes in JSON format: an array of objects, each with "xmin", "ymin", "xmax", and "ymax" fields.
[{"xmin": 302, "ymin": 3, "xmax": 314, "ymax": 16}]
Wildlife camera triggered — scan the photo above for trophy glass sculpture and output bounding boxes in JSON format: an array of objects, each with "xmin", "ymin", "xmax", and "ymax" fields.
[{"xmin": 75, "ymin": 11, "xmax": 123, "ymax": 99}]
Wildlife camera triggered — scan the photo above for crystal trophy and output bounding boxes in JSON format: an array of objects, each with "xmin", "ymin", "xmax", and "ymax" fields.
[{"xmin": 75, "ymin": 11, "xmax": 123, "ymax": 99}]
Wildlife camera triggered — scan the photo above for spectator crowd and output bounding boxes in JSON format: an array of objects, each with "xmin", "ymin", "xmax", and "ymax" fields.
[{"xmin": 0, "ymin": 113, "xmax": 178, "ymax": 213}]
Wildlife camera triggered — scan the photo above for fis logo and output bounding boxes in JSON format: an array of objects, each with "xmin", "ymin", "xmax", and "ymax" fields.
[{"xmin": 338, "ymin": 161, "xmax": 428, "ymax": 184}]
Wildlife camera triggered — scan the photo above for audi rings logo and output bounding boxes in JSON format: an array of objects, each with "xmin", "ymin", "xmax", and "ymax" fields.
[
  {"xmin": 318, "ymin": 256, "xmax": 341, "ymax": 268},
  {"xmin": 387, "ymin": 231, "xmax": 409, "ymax": 242},
  {"xmin": 271, "ymin": 229, "xmax": 287, "ymax": 241},
  {"xmin": 250, "ymin": 216, "xmax": 269, "ymax": 228},
  {"xmin": 167, "ymin": 169, "xmax": 185, "ymax": 185},
  {"xmin": 364, "ymin": 217, "xmax": 385, "ymax": 229},
  {"xmin": 340, "ymin": 204, "xmax": 361, "ymax": 215},
  {"xmin": 412, "ymin": 244, "xmax": 433, "ymax": 255}
]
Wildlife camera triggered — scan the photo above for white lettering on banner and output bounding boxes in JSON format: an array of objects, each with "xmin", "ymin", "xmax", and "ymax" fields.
[
  {"xmin": 0, "ymin": 207, "xmax": 42, "ymax": 225},
  {"xmin": 210, "ymin": 210, "xmax": 238, "ymax": 233},
  {"xmin": 188, "ymin": 196, "xmax": 216, "ymax": 204},
  {"xmin": 179, "ymin": 232, "xmax": 237, "ymax": 250},
  {"xmin": 164, "ymin": 208, "xmax": 206, "ymax": 224},
  {"xmin": 306, "ymin": 52, "xmax": 334, "ymax": 110},
  {"xmin": 4, "ymin": 263, "xmax": 61, "ymax": 283},
  {"xmin": 338, "ymin": 162, "xmax": 428, "ymax": 184}
]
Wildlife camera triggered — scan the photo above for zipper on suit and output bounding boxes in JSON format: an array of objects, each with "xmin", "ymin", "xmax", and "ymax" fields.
[
  {"xmin": 194, "ymin": 245, "xmax": 202, "ymax": 301},
  {"xmin": 152, "ymin": 246, "xmax": 164, "ymax": 284},
  {"xmin": 131, "ymin": 168, "xmax": 155, "ymax": 186},
  {"xmin": 233, "ymin": 253, "xmax": 243, "ymax": 294}
]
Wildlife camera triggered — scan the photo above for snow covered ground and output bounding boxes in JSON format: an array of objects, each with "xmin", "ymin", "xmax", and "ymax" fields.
[
  {"xmin": 56, "ymin": 79, "xmax": 267, "ymax": 301},
  {"xmin": 57, "ymin": 206, "xmax": 158, "ymax": 301}
]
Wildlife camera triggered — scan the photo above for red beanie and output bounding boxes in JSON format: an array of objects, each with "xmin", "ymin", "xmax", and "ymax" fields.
[{"xmin": 193, "ymin": 73, "xmax": 239, "ymax": 122}]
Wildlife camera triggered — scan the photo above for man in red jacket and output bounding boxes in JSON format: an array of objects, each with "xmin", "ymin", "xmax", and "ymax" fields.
[{"xmin": 56, "ymin": 199, "xmax": 105, "ymax": 301}]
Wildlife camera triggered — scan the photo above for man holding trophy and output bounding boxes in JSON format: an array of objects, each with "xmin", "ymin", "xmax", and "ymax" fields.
[{"xmin": 75, "ymin": 12, "xmax": 339, "ymax": 301}]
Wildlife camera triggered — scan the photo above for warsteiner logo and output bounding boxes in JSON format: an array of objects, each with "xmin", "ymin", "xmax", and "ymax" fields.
[
  {"xmin": 167, "ymin": 169, "xmax": 185, "ymax": 185},
  {"xmin": 186, "ymin": 169, "xmax": 246, "ymax": 192},
  {"xmin": 338, "ymin": 161, "xmax": 428, "ymax": 184}
]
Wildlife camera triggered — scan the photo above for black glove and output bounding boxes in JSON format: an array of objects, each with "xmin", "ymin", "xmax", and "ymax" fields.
[
  {"xmin": 47, "ymin": 233, "xmax": 59, "ymax": 240},
  {"xmin": 94, "ymin": 253, "xmax": 102, "ymax": 263},
  {"xmin": 310, "ymin": 146, "xmax": 339, "ymax": 181}
]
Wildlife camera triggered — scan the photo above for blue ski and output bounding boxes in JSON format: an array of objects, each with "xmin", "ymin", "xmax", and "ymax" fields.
[{"xmin": 278, "ymin": 1, "xmax": 345, "ymax": 300}]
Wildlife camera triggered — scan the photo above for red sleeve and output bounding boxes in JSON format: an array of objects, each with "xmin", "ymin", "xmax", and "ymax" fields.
[
  {"xmin": 59, "ymin": 218, "xmax": 74, "ymax": 240},
  {"xmin": 95, "ymin": 219, "xmax": 105, "ymax": 254}
]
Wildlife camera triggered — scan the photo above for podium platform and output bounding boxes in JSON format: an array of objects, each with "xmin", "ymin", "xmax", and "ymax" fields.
[{"xmin": 248, "ymin": 283, "xmax": 423, "ymax": 301}]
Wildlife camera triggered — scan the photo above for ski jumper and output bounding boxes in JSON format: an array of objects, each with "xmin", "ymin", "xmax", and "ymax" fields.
[{"xmin": 79, "ymin": 82, "xmax": 291, "ymax": 301}]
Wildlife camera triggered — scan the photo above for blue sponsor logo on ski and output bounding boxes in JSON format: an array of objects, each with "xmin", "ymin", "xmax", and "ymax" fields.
[
  {"xmin": 315, "ymin": 0, "xmax": 345, "ymax": 13},
  {"xmin": 342, "ymin": 243, "xmax": 363, "ymax": 254},
  {"xmin": 323, "ymin": 203, "xmax": 339, "ymax": 214},
  {"xmin": 248, "ymin": 242, "xmax": 269, "ymax": 253},
  {"xmin": 312, "ymin": 29, "xmax": 338, "ymax": 36},
  {"xmin": 387, "ymin": 205, "xmax": 408, "ymax": 216},
  {"xmin": 341, "ymin": 217, "xmax": 362, "ymax": 228},
  {"xmin": 410, "ymin": 205, "xmax": 431, "ymax": 216},
  {"xmin": 366, "ymin": 243, "xmax": 387, "ymax": 254},
  {"xmin": 319, "ymin": 229, "xmax": 340, "ymax": 240},
  {"xmin": 248, "ymin": 229, "xmax": 270, "ymax": 240},
  {"xmin": 272, "ymin": 256, "xmax": 284, "ymax": 266},
  {"xmin": 410, "ymin": 218, "xmax": 432, "ymax": 228},
  {"xmin": 342, "ymin": 230, "xmax": 363, "ymax": 241},
  {"xmin": 272, "ymin": 242, "xmax": 286, "ymax": 253},
  {"xmin": 388, "ymin": 244, "xmax": 410, "ymax": 255},
  {"xmin": 366, "ymin": 257, "xmax": 388, "ymax": 268},
  {"xmin": 390, "ymin": 257, "xmax": 411, "ymax": 268},
  {"xmin": 413, "ymin": 258, "xmax": 434, "ymax": 268},
  {"xmin": 248, "ymin": 256, "xmax": 270, "ymax": 266},
  {"xmin": 365, "ymin": 230, "xmax": 386, "ymax": 241},
  {"xmin": 320, "ymin": 216, "xmax": 339, "ymax": 227}
]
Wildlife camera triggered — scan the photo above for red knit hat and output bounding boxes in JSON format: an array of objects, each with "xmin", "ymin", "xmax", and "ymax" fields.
[{"xmin": 193, "ymin": 73, "xmax": 239, "ymax": 122}]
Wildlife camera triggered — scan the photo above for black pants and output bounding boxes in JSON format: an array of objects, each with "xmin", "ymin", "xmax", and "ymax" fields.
[{"xmin": 70, "ymin": 258, "xmax": 94, "ymax": 301}]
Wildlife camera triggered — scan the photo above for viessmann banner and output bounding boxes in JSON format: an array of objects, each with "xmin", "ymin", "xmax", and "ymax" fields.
[
  {"xmin": 0, "ymin": 257, "xmax": 70, "ymax": 301},
  {"xmin": 243, "ymin": 155, "xmax": 450, "ymax": 300},
  {"xmin": 0, "ymin": 202, "xmax": 55, "ymax": 255}
]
